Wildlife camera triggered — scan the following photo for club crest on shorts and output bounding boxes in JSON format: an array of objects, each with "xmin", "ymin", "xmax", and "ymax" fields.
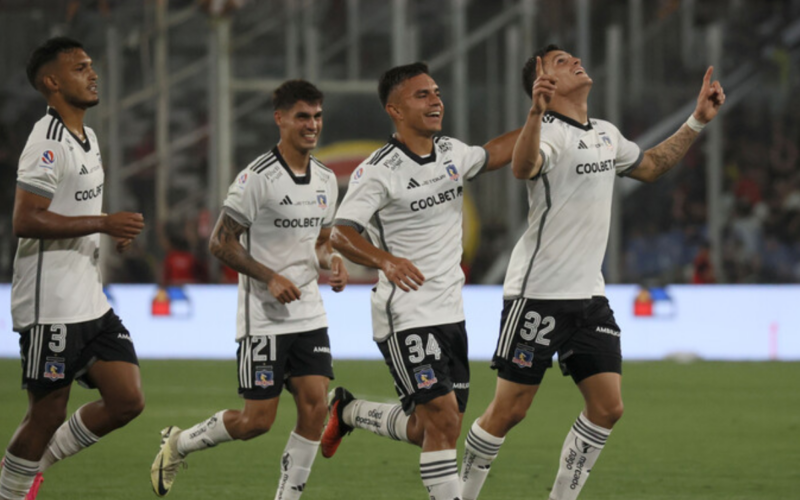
[
  {"xmin": 254, "ymin": 367, "xmax": 274, "ymax": 388},
  {"xmin": 43, "ymin": 358, "xmax": 66, "ymax": 380},
  {"xmin": 414, "ymin": 365, "xmax": 438, "ymax": 389},
  {"xmin": 512, "ymin": 344, "xmax": 534, "ymax": 368}
]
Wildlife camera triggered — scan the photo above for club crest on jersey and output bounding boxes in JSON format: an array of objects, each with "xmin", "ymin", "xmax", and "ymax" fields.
[
  {"xmin": 254, "ymin": 367, "xmax": 274, "ymax": 388},
  {"xmin": 446, "ymin": 164, "xmax": 459, "ymax": 181},
  {"xmin": 43, "ymin": 358, "xmax": 66, "ymax": 380},
  {"xmin": 512, "ymin": 345, "xmax": 534, "ymax": 368},
  {"xmin": 40, "ymin": 150, "xmax": 55, "ymax": 168},
  {"xmin": 316, "ymin": 193, "xmax": 327, "ymax": 209},
  {"xmin": 238, "ymin": 172, "xmax": 248, "ymax": 185},
  {"xmin": 602, "ymin": 136, "xmax": 613, "ymax": 150},
  {"xmin": 353, "ymin": 167, "xmax": 364, "ymax": 180},
  {"xmin": 414, "ymin": 365, "xmax": 437, "ymax": 389}
]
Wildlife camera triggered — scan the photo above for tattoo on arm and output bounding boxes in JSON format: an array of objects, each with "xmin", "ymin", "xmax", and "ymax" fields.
[
  {"xmin": 210, "ymin": 213, "xmax": 275, "ymax": 283},
  {"xmin": 643, "ymin": 125, "xmax": 699, "ymax": 180}
]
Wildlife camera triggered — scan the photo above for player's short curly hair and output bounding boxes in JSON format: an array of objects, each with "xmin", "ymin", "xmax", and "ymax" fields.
[
  {"xmin": 27, "ymin": 37, "xmax": 85, "ymax": 92},
  {"xmin": 378, "ymin": 62, "xmax": 430, "ymax": 107},
  {"xmin": 521, "ymin": 44, "xmax": 562, "ymax": 100},
  {"xmin": 272, "ymin": 79, "xmax": 324, "ymax": 111}
]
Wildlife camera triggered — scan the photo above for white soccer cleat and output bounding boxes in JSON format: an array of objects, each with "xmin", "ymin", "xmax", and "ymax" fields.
[{"xmin": 150, "ymin": 426, "xmax": 186, "ymax": 497}]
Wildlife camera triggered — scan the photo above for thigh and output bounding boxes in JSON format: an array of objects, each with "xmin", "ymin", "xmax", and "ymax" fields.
[
  {"xmin": 76, "ymin": 310, "xmax": 139, "ymax": 389},
  {"xmin": 237, "ymin": 334, "xmax": 291, "ymax": 400},
  {"xmin": 444, "ymin": 322, "xmax": 470, "ymax": 413},
  {"xmin": 285, "ymin": 328, "xmax": 334, "ymax": 380},
  {"xmin": 559, "ymin": 296, "xmax": 623, "ymax": 384},
  {"xmin": 377, "ymin": 323, "xmax": 462, "ymax": 415},
  {"xmin": 19, "ymin": 318, "xmax": 93, "ymax": 393},
  {"xmin": 492, "ymin": 298, "xmax": 580, "ymax": 385}
]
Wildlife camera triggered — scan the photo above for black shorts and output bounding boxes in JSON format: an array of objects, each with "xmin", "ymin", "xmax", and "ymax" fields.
[
  {"xmin": 377, "ymin": 321, "xmax": 470, "ymax": 415},
  {"xmin": 237, "ymin": 327, "xmax": 334, "ymax": 400},
  {"xmin": 491, "ymin": 296, "xmax": 621, "ymax": 385},
  {"xmin": 19, "ymin": 309, "xmax": 139, "ymax": 393}
]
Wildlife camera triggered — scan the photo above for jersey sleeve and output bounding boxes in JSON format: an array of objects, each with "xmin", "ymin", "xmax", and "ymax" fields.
[
  {"xmin": 322, "ymin": 173, "xmax": 339, "ymax": 228},
  {"xmin": 16, "ymin": 140, "xmax": 66, "ymax": 199},
  {"xmin": 538, "ymin": 123, "xmax": 568, "ymax": 177},
  {"xmin": 608, "ymin": 123, "xmax": 644, "ymax": 177},
  {"xmin": 445, "ymin": 137, "xmax": 489, "ymax": 181},
  {"xmin": 222, "ymin": 169, "xmax": 268, "ymax": 227},
  {"xmin": 334, "ymin": 162, "xmax": 391, "ymax": 232}
]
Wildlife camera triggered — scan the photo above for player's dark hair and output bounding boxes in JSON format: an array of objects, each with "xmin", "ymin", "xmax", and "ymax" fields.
[
  {"xmin": 378, "ymin": 62, "xmax": 430, "ymax": 107},
  {"xmin": 27, "ymin": 37, "xmax": 85, "ymax": 92},
  {"xmin": 272, "ymin": 79, "xmax": 324, "ymax": 111},
  {"xmin": 522, "ymin": 44, "xmax": 562, "ymax": 99}
]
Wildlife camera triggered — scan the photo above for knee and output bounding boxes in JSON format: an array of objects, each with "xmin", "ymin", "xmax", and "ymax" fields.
[
  {"xmin": 237, "ymin": 412, "xmax": 274, "ymax": 441},
  {"xmin": 108, "ymin": 391, "xmax": 145, "ymax": 427},
  {"xmin": 587, "ymin": 401, "xmax": 624, "ymax": 428},
  {"xmin": 423, "ymin": 407, "xmax": 461, "ymax": 443}
]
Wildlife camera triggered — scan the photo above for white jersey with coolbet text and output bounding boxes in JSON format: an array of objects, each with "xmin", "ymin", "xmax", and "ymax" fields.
[
  {"xmin": 335, "ymin": 136, "xmax": 488, "ymax": 341},
  {"xmin": 223, "ymin": 146, "xmax": 338, "ymax": 339},
  {"xmin": 504, "ymin": 111, "xmax": 643, "ymax": 300},
  {"xmin": 12, "ymin": 107, "xmax": 110, "ymax": 331}
]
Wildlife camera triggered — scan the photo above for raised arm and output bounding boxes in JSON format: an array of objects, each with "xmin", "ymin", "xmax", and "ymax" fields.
[
  {"xmin": 331, "ymin": 224, "xmax": 424, "ymax": 292},
  {"xmin": 315, "ymin": 227, "xmax": 348, "ymax": 292},
  {"xmin": 13, "ymin": 187, "xmax": 144, "ymax": 240},
  {"xmin": 209, "ymin": 210, "xmax": 301, "ymax": 304},
  {"xmin": 627, "ymin": 66, "xmax": 726, "ymax": 183},
  {"xmin": 481, "ymin": 127, "xmax": 522, "ymax": 172},
  {"xmin": 512, "ymin": 55, "xmax": 556, "ymax": 180}
]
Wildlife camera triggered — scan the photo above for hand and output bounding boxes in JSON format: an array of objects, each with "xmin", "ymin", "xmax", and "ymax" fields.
[
  {"xmin": 381, "ymin": 255, "xmax": 425, "ymax": 292},
  {"xmin": 115, "ymin": 237, "xmax": 133, "ymax": 253},
  {"xmin": 329, "ymin": 255, "xmax": 348, "ymax": 293},
  {"xmin": 267, "ymin": 273, "xmax": 301, "ymax": 304},
  {"xmin": 531, "ymin": 56, "xmax": 558, "ymax": 115},
  {"xmin": 103, "ymin": 212, "xmax": 144, "ymax": 239},
  {"xmin": 693, "ymin": 66, "xmax": 725, "ymax": 124}
]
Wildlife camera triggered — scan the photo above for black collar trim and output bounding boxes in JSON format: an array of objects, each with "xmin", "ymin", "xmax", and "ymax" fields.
[
  {"xmin": 389, "ymin": 135, "xmax": 437, "ymax": 165},
  {"xmin": 47, "ymin": 107, "xmax": 91, "ymax": 152},
  {"xmin": 272, "ymin": 145, "xmax": 311, "ymax": 185},
  {"xmin": 546, "ymin": 111, "xmax": 593, "ymax": 131}
]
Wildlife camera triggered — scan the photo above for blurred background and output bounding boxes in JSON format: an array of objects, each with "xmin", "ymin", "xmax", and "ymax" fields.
[{"xmin": 1, "ymin": 0, "xmax": 799, "ymax": 289}]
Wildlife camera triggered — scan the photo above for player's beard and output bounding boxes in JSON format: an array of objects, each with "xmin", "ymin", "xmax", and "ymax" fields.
[{"xmin": 65, "ymin": 92, "xmax": 100, "ymax": 110}]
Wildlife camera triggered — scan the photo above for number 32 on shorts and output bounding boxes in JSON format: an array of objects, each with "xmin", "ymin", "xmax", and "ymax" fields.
[{"xmin": 520, "ymin": 312, "xmax": 555, "ymax": 345}]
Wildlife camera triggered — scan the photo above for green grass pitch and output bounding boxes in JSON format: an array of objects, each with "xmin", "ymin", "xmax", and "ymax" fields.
[{"xmin": 1, "ymin": 359, "xmax": 798, "ymax": 499}]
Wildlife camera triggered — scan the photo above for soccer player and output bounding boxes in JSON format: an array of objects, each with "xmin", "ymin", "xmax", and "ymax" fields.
[
  {"xmin": 0, "ymin": 37, "xmax": 146, "ymax": 500},
  {"xmin": 150, "ymin": 80, "xmax": 347, "ymax": 500},
  {"xmin": 459, "ymin": 45, "xmax": 725, "ymax": 500},
  {"xmin": 321, "ymin": 62, "xmax": 520, "ymax": 500}
]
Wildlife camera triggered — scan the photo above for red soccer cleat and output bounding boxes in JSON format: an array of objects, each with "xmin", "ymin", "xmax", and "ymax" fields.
[{"xmin": 321, "ymin": 387, "xmax": 355, "ymax": 458}]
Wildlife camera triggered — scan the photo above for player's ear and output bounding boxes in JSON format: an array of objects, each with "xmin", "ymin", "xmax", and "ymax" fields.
[
  {"xmin": 40, "ymin": 72, "xmax": 59, "ymax": 94},
  {"xmin": 385, "ymin": 103, "xmax": 402, "ymax": 122},
  {"xmin": 273, "ymin": 110, "xmax": 282, "ymax": 127}
]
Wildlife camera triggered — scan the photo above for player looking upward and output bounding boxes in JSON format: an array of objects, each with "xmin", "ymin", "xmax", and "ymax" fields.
[
  {"xmin": 150, "ymin": 79, "xmax": 347, "ymax": 500},
  {"xmin": 321, "ymin": 62, "xmax": 520, "ymax": 500},
  {"xmin": 0, "ymin": 37, "xmax": 146, "ymax": 500},
  {"xmin": 459, "ymin": 45, "xmax": 725, "ymax": 500}
]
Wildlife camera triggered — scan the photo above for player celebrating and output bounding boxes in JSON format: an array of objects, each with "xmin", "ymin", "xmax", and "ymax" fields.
[
  {"xmin": 321, "ymin": 62, "xmax": 519, "ymax": 500},
  {"xmin": 459, "ymin": 45, "xmax": 725, "ymax": 500},
  {"xmin": 0, "ymin": 37, "xmax": 146, "ymax": 500},
  {"xmin": 150, "ymin": 80, "xmax": 347, "ymax": 500}
]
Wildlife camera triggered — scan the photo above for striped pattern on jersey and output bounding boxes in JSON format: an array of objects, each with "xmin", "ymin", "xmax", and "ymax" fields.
[
  {"xmin": 45, "ymin": 114, "xmax": 66, "ymax": 142},
  {"xmin": 368, "ymin": 143, "xmax": 396, "ymax": 165},
  {"xmin": 386, "ymin": 334, "xmax": 416, "ymax": 396},
  {"xmin": 249, "ymin": 152, "xmax": 278, "ymax": 174},
  {"xmin": 25, "ymin": 325, "xmax": 46, "ymax": 380},
  {"xmin": 466, "ymin": 427, "xmax": 502, "ymax": 459},
  {"xmin": 572, "ymin": 414, "xmax": 610, "ymax": 449},
  {"xmin": 519, "ymin": 173, "xmax": 552, "ymax": 298},
  {"xmin": 496, "ymin": 298, "xmax": 528, "ymax": 359}
]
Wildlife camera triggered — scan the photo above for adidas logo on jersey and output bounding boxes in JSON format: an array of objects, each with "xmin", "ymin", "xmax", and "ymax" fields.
[
  {"xmin": 578, "ymin": 140, "xmax": 588, "ymax": 150},
  {"xmin": 407, "ymin": 178, "xmax": 420, "ymax": 189},
  {"xmin": 79, "ymin": 164, "xmax": 89, "ymax": 175},
  {"xmin": 279, "ymin": 196, "xmax": 293, "ymax": 205}
]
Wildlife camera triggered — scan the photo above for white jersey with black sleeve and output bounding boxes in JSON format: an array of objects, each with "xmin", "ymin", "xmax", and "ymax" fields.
[
  {"xmin": 503, "ymin": 111, "xmax": 644, "ymax": 300},
  {"xmin": 334, "ymin": 135, "xmax": 488, "ymax": 342},
  {"xmin": 11, "ymin": 107, "xmax": 110, "ymax": 331},
  {"xmin": 222, "ymin": 146, "xmax": 338, "ymax": 339}
]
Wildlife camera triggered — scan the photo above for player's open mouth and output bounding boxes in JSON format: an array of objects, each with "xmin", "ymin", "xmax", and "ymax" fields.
[
  {"xmin": 425, "ymin": 111, "xmax": 441, "ymax": 118},
  {"xmin": 303, "ymin": 133, "xmax": 317, "ymax": 139},
  {"xmin": 89, "ymin": 84, "xmax": 98, "ymax": 92},
  {"xmin": 575, "ymin": 69, "xmax": 585, "ymax": 75}
]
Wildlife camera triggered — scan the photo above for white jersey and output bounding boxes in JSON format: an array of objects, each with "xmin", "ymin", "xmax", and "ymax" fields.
[
  {"xmin": 223, "ymin": 146, "xmax": 338, "ymax": 339},
  {"xmin": 335, "ymin": 136, "xmax": 488, "ymax": 341},
  {"xmin": 12, "ymin": 108, "xmax": 110, "ymax": 331},
  {"xmin": 504, "ymin": 111, "xmax": 643, "ymax": 300}
]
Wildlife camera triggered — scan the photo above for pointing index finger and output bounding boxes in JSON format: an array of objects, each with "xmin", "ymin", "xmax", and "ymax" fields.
[
  {"xmin": 536, "ymin": 56, "xmax": 544, "ymax": 78},
  {"xmin": 703, "ymin": 66, "xmax": 714, "ymax": 88}
]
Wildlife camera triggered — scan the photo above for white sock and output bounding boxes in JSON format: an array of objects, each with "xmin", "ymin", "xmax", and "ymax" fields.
[
  {"xmin": 176, "ymin": 410, "xmax": 233, "ymax": 456},
  {"xmin": 461, "ymin": 420, "xmax": 505, "ymax": 500},
  {"xmin": 39, "ymin": 405, "xmax": 100, "ymax": 471},
  {"xmin": 0, "ymin": 452, "xmax": 39, "ymax": 500},
  {"xmin": 274, "ymin": 432, "xmax": 319, "ymax": 500},
  {"xmin": 549, "ymin": 413, "xmax": 611, "ymax": 500},
  {"xmin": 420, "ymin": 449, "xmax": 461, "ymax": 500},
  {"xmin": 342, "ymin": 400, "xmax": 411, "ymax": 443}
]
